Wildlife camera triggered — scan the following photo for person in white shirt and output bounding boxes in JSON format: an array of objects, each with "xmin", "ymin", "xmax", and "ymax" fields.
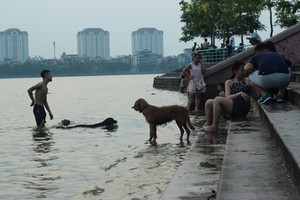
[
  {"xmin": 226, "ymin": 33, "xmax": 235, "ymax": 56},
  {"xmin": 247, "ymin": 29, "xmax": 262, "ymax": 45}
]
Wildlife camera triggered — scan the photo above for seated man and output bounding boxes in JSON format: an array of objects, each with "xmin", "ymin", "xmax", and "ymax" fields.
[
  {"xmin": 247, "ymin": 28, "xmax": 262, "ymax": 45},
  {"xmin": 244, "ymin": 42, "xmax": 291, "ymax": 103}
]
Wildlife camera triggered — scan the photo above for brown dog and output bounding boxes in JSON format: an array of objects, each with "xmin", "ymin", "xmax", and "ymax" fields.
[{"xmin": 132, "ymin": 98, "xmax": 195, "ymax": 145}]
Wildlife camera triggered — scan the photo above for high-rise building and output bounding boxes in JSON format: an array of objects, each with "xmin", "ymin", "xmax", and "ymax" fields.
[
  {"xmin": 77, "ymin": 28, "xmax": 110, "ymax": 59},
  {"xmin": 0, "ymin": 28, "xmax": 29, "ymax": 63},
  {"xmin": 131, "ymin": 28, "xmax": 164, "ymax": 57}
]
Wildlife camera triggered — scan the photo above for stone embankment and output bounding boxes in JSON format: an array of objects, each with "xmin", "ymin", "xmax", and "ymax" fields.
[
  {"xmin": 161, "ymin": 64, "xmax": 300, "ymax": 199},
  {"xmin": 159, "ymin": 23, "xmax": 300, "ymax": 199}
]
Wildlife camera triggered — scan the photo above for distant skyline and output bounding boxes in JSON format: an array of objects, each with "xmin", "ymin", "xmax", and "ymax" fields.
[{"xmin": 1, "ymin": 0, "xmax": 285, "ymax": 59}]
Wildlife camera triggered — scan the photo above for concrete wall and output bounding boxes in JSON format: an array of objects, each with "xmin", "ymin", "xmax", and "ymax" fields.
[
  {"xmin": 153, "ymin": 76, "xmax": 181, "ymax": 91},
  {"xmin": 153, "ymin": 23, "xmax": 300, "ymax": 109}
]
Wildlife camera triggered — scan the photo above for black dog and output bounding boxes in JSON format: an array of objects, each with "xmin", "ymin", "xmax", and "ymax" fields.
[{"xmin": 57, "ymin": 118, "xmax": 117, "ymax": 129}]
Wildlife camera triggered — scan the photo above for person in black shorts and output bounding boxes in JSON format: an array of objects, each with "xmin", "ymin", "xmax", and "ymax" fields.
[
  {"xmin": 201, "ymin": 61, "xmax": 251, "ymax": 133},
  {"xmin": 27, "ymin": 70, "xmax": 53, "ymax": 129}
]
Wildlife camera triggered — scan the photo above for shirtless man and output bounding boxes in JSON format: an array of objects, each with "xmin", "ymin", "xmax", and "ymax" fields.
[{"xmin": 27, "ymin": 69, "xmax": 53, "ymax": 129}]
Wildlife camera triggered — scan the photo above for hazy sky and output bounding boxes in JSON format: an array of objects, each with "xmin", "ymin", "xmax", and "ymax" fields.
[{"xmin": 1, "ymin": 0, "xmax": 284, "ymax": 59}]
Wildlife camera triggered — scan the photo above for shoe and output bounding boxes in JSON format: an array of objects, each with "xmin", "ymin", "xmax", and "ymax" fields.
[
  {"xmin": 258, "ymin": 94, "xmax": 272, "ymax": 104},
  {"xmin": 276, "ymin": 95, "xmax": 284, "ymax": 103}
]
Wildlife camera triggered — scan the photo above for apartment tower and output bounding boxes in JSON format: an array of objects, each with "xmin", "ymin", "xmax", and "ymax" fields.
[
  {"xmin": 131, "ymin": 28, "xmax": 163, "ymax": 56},
  {"xmin": 77, "ymin": 28, "xmax": 110, "ymax": 59},
  {"xmin": 0, "ymin": 28, "xmax": 29, "ymax": 63}
]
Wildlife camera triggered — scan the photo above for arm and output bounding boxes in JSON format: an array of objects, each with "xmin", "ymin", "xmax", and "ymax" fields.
[
  {"xmin": 27, "ymin": 83, "xmax": 42, "ymax": 106},
  {"xmin": 44, "ymin": 95, "xmax": 53, "ymax": 120},
  {"xmin": 182, "ymin": 64, "xmax": 193, "ymax": 80},
  {"xmin": 225, "ymin": 80, "xmax": 235, "ymax": 99},
  {"xmin": 244, "ymin": 62, "xmax": 254, "ymax": 76}
]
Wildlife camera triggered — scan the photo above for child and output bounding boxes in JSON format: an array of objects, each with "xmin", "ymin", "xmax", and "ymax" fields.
[{"xmin": 217, "ymin": 82, "xmax": 225, "ymax": 97}]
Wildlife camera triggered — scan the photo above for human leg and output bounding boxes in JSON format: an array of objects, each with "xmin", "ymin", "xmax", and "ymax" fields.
[
  {"xmin": 204, "ymin": 97, "xmax": 233, "ymax": 132},
  {"xmin": 249, "ymin": 72, "xmax": 272, "ymax": 103},
  {"xmin": 33, "ymin": 104, "xmax": 46, "ymax": 128},
  {"xmin": 249, "ymin": 71, "xmax": 267, "ymax": 96},
  {"xmin": 199, "ymin": 99, "xmax": 214, "ymax": 131},
  {"xmin": 194, "ymin": 92, "xmax": 202, "ymax": 111},
  {"xmin": 187, "ymin": 92, "xmax": 195, "ymax": 111}
]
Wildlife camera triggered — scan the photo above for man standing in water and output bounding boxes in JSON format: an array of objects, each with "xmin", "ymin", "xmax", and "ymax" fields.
[{"xmin": 27, "ymin": 69, "xmax": 53, "ymax": 129}]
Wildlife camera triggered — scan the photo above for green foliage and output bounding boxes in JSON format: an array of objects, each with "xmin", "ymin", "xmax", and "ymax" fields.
[
  {"xmin": 198, "ymin": 161, "xmax": 217, "ymax": 168},
  {"xmin": 179, "ymin": 0, "xmax": 265, "ymax": 42},
  {"xmin": 0, "ymin": 61, "xmax": 133, "ymax": 77},
  {"xmin": 275, "ymin": 0, "xmax": 300, "ymax": 28}
]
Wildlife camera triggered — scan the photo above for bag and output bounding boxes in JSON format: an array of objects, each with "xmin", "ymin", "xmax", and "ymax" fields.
[
  {"xmin": 195, "ymin": 80, "xmax": 206, "ymax": 90},
  {"xmin": 180, "ymin": 78, "xmax": 188, "ymax": 88}
]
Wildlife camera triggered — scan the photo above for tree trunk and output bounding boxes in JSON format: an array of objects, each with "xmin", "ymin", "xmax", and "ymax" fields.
[{"xmin": 269, "ymin": 6, "xmax": 273, "ymax": 37}]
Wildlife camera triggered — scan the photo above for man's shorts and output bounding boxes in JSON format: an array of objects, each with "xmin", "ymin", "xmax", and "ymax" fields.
[
  {"xmin": 33, "ymin": 104, "xmax": 46, "ymax": 126},
  {"xmin": 249, "ymin": 70, "xmax": 291, "ymax": 89}
]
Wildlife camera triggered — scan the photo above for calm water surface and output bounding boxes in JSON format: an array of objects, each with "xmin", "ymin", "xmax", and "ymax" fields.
[{"xmin": 0, "ymin": 75, "xmax": 204, "ymax": 199}]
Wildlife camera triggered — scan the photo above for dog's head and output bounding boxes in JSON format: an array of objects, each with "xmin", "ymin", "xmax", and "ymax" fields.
[
  {"xmin": 103, "ymin": 117, "xmax": 118, "ymax": 125},
  {"xmin": 61, "ymin": 119, "xmax": 71, "ymax": 126},
  {"xmin": 132, "ymin": 98, "xmax": 148, "ymax": 113}
]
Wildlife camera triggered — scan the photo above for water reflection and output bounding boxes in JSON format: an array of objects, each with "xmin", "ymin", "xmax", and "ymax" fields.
[
  {"xmin": 23, "ymin": 130, "xmax": 60, "ymax": 198},
  {"xmin": 32, "ymin": 130, "xmax": 53, "ymax": 154}
]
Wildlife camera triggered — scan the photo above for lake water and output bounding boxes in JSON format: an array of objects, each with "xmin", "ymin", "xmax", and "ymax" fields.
[{"xmin": 0, "ymin": 74, "xmax": 206, "ymax": 199}]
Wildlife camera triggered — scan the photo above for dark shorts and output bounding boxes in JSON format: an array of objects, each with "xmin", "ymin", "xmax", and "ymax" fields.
[
  {"xmin": 230, "ymin": 98, "xmax": 250, "ymax": 118},
  {"xmin": 33, "ymin": 104, "xmax": 46, "ymax": 126}
]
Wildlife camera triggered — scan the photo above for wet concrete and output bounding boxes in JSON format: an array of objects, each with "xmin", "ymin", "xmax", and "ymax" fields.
[
  {"xmin": 161, "ymin": 121, "xmax": 228, "ymax": 200},
  {"xmin": 216, "ymin": 113, "xmax": 299, "ymax": 199},
  {"xmin": 258, "ymin": 101, "xmax": 300, "ymax": 197},
  {"xmin": 287, "ymin": 82, "xmax": 300, "ymax": 107},
  {"xmin": 161, "ymin": 97, "xmax": 300, "ymax": 199}
]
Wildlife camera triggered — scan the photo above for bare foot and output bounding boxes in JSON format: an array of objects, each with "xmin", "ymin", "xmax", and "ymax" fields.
[
  {"xmin": 199, "ymin": 122, "xmax": 207, "ymax": 131},
  {"xmin": 204, "ymin": 125, "xmax": 218, "ymax": 133}
]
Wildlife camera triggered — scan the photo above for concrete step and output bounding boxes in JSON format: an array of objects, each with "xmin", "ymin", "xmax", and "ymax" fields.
[
  {"xmin": 161, "ymin": 120, "xmax": 229, "ymax": 200},
  {"xmin": 287, "ymin": 82, "xmax": 300, "ymax": 107},
  {"xmin": 292, "ymin": 71, "xmax": 300, "ymax": 83},
  {"xmin": 292, "ymin": 64, "xmax": 300, "ymax": 82},
  {"xmin": 257, "ymin": 101, "xmax": 300, "ymax": 197},
  {"xmin": 293, "ymin": 64, "xmax": 300, "ymax": 72},
  {"xmin": 216, "ymin": 105, "xmax": 299, "ymax": 200}
]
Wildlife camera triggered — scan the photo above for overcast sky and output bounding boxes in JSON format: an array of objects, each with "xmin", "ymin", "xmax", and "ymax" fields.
[{"xmin": 1, "ymin": 0, "xmax": 284, "ymax": 59}]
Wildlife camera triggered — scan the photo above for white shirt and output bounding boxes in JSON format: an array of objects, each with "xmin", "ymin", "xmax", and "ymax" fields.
[
  {"xmin": 251, "ymin": 32, "xmax": 262, "ymax": 42},
  {"xmin": 229, "ymin": 35, "xmax": 235, "ymax": 47}
]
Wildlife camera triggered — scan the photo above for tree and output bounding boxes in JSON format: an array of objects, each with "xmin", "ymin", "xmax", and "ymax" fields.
[
  {"xmin": 179, "ymin": 0, "xmax": 265, "ymax": 45},
  {"xmin": 261, "ymin": 0, "xmax": 276, "ymax": 37},
  {"xmin": 275, "ymin": 0, "xmax": 300, "ymax": 28}
]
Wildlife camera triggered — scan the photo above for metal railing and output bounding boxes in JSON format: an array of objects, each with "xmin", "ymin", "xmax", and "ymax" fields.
[{"xmin": 193, "ymin": 45, "xmax": 252, "ymax": 64}]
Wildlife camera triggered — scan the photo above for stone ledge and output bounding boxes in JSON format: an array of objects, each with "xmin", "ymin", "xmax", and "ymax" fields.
[
  {"xmin": 257, "ymin": 101, "xmax": 300, "ymax": 196},
  {"xmin": 216, "ymin": 103, "xmax": 299, "ymax": 199}
]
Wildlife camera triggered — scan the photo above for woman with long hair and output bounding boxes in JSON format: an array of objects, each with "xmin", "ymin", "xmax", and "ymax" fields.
[
  {"xmin": 202, "ymin": 61, "xmax": 251, "ymax": 132},
  {"xmin": 181, "ymin": 53, "xmax": 206, "ymax": 112}
]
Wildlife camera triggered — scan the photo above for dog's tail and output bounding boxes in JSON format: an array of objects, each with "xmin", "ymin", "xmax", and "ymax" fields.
[{"xmin": 187, "ymin": 118, "xmax": 195, "ymax": 130}]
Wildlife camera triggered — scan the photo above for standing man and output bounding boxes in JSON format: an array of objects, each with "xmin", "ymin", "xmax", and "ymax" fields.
[
  {"xmin": 192, "ymin": 42, "xmax": 197, "ymax": 53},
  {"xmin": 201, "ymin": 38, "xmax": 209, "ymax": 49},
  {"xmin": 27, "ymin": 69, "xmax": 53, "ymax": 129},
  {"xmin": 227, "ymin": 33, "xmax": 235, "ymax": 57}
]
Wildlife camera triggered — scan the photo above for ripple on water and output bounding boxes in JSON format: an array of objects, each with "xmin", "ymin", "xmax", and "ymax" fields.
[{"xmin": 0, "ymin": 75, "xmax": 210, "ymax": 199}]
